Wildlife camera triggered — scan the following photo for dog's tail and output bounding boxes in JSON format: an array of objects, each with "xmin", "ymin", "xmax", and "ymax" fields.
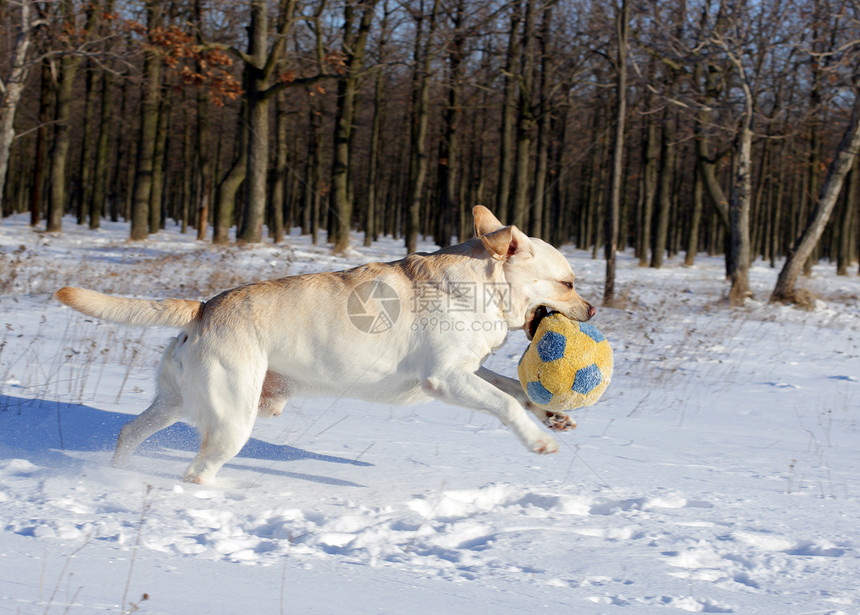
[{"xmin": 55, "ymin": 287, "xmax": 203, "ymax": 330}]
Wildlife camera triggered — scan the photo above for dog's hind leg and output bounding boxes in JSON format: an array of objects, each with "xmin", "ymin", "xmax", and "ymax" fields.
[
  {"xmin": 113, "ymin": 335, "xmax": 185, "ymax": 468},
  {"xmin": 112, "ymin": 394, "xmax": 182, "ymax": 468},
  {"xmin": 183, "ymin": 417, "xmax": 255, "ymax": 484},
  {"xmin": 183, "ymin": 403, "xmax": 258, "ymax": 484},
  {"xmin": 181, "ymin": 357, "xmax": 265, "ymax": 484}
]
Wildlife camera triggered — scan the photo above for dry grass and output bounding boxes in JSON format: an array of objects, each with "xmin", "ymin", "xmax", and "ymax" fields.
[
  {"xmin": 1, "ymin": 237, "xmax": 294, "ymax": 300},
  {"xmin": 770, "ymin": 287, "xmax": 819, "ymax": 310},
  {"xmin": 0, "ymin": 235, "xmax": 299, "ymax": 412}
]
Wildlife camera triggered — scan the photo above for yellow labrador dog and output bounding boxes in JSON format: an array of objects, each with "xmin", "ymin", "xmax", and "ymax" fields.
[{"xmin": 56, "ymin": 206, "xmax": 595, "ymax": 483}]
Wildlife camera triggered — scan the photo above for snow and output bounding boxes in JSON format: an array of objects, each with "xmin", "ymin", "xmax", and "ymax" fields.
[{"xmin": 1, "ymin": 213, "xmax": 858, "ymax": 614}]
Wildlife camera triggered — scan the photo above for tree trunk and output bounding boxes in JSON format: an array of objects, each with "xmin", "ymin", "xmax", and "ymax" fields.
[
  {"xmin": 46, "ymin": 0, "xmax": 101, "ymax": 230},
  {"xmin": 47, "ymin": 53, "xmax": 81, "ymax": 233},
  {"xmin": 837, "ymin": 158, "xmax": 858, "ymax": 275},
  {"xmin": 693, "ymin": 51, "xmax": 730, "ymax": 233},
  {"xmin": 77, "ymin": 59, "xmax": 99, "ymax": 225},
  {"xmin": 772, "ymin": 90, "xmax": 860, "ymax": 303},
  {"xmin": 685, "ymin": 161, "xmax": 704, "ymax": 266},
  {"xmin": 769, "ymin": 142, "xmax": 789, "ymax": 267},
  {"xmin": 90, "ymin": 68, "xmax": 115, "ymax": 229},
  {"xmin": 637, "ymin": 110, "xmax": 658, "ymax": 266},
  {"xmin": 30, "ymin": 59, "xmax": 51, "ymax": 227},
  {"xmin": 117, "ymin": 74, "xmax": 134, "ymax": 221},
  {"xmin": 591, "ymin": 101, "xmax": 610, "ymax": 259},
  {"xmin": 235, "ymin": 0, "xmax": 300, "ymax": 244},
  {"xmin": 496, "ymin": 2, "xmax": 522, "ymax": 223},
  {"xmin": 530, "ymin": 3, "xmax": 553, "ymax": 240},
  {"xmin": 238, "ymin": 0, "xmax": 270, "ymax": 245},
  {"xmin": 270, "ymin": 92, "xmax": 288, "ymax": 243},
  {"xmin": 466, "ymin": 70, "xmax": 490, "ymax": 236},
  {"xmin": 303, "ymin": 95, "xmax": 324, "ymax": 244},
  {"xmin": 214, "ymin": 120, "xmax": 247, "ymax": 244},
  {"xmin": 331, "ymin": 0, "xmax": 377, "ymax": 253},
  {"xmin": 549, "ymin": 110, "xmax": 568, "ymax": 247},
  {"xmin": 150, "ymin": 96, "xmax": 169, "ymax": 232},
  {"xmin": 696, "ymin": 135, "xmax": 730, "ymax": 232},
  {"xmin": 365, "ymin": 60, "xmax": 386, "ymax": 246},
  {"xmin": 435, "ymin": 0, "xmax": 465, "ymax": 248},
  {"xmin": 750, "ymin": 137, "xmax": 770, "ymax": 260},
  {"xmin": 180, "ymin": 100, "xmax": 193, "ymax": 234},
  {"xmin": 510, "ymin": 0, "xmax": 536, "ymax": 230},
  {"xmin": 0, "ymin": 0, "xmax": 33, "ymax": 216},
  {"xmin": 650, "ymin": 109, "xmax": 674, "ymax": 268},
  {"xmin": 130, "ymin": 0, "xmax": 163, "ymax": 240},
  {"xmin": 604, "ymin": 0, "xmax": 628, "ymax": 305},
  {"xmin": 194, "ymin": 94, "xmax": 212, "ymax": 241},
  {"xmin": 728, "ymin": 118, "xmax": 754, "ymax": 304},
  {"xmin": 405, "ymin": 0, "xmax": 439, "ymax": 254}
]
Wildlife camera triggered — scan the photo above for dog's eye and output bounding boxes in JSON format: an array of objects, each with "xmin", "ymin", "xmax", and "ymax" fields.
[{"xmin": 561, "ymin": 281, "xmax": 573, "ymax": 290}]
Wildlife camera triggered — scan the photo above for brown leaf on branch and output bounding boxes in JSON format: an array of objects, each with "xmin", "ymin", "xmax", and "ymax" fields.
[{"xmin": 128, "ymin": 20, "xmax": 242, "ymax": 107}]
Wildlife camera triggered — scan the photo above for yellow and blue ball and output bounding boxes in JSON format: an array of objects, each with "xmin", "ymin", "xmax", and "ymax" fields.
[{"xmin": 518, "ymin": 313, "xmax": 613, "ymax": 411}]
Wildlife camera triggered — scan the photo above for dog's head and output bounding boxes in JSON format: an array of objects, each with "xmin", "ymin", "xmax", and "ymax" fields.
[{"xmin": 473, "ymin": 205, "xmax": 595, "ymax": 340}]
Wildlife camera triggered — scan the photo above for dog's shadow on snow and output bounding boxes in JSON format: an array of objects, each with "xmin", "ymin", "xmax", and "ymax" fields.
[{"xmin": 0, "ymin": 394, "xmax": 370, "ymax": 487}]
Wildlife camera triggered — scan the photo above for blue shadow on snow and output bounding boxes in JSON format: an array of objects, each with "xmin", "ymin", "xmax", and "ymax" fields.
[{"xmin": 0, "ymin": 394, "xmax": 371, "ymax": 486}]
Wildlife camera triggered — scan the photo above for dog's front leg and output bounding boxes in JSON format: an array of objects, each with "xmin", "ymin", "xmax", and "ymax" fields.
[
  {"xmin": 475, "ymin": 367, "xmax": 577, "ymax": 432},
  {"xmin": 423, "ymin": 370, "xmax": 559, "ymax": 454}
]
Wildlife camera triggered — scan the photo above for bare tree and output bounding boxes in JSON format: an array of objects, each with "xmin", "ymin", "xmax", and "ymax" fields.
[
  {"xmin": 89, "ymin": 0, "xmax": 117, "ymax": 230},
  {"xmin": 604, "ymin": 0, "xmax": 629, "ymax": 305},
  {"xmin": 46, "ymin": 1, "xmax": 101, "ymax": 233},
  {"xmin": 210, "ymin": 0, "xmax": 332, "ymax": 244},
  {"xmin": 130, "ymin": 0, "xmax": 164, "ymax": 240},
  {"xmin": 331, "ymin": 0, "xmax": 378, "ymax": 254},
  {"xmin": 709, "ymin": 0, "xmax": 791, "ymax": 304},
  {"xmin": 405, "ymin": 0, "xmax": 440, "ymax": 254},
  {"xmin": 772, "ymin": 88, "xmax": 860, "ymax": 303},
  {"xmin": 837, "ymin": 158, "xmax": 858, "ymax": 275},
  {"xmin": 496, "ymin": 1, "xmax": 522, "ymax": 224},
  {"xmin": 237, "ymin": 0, "xmax": 298, "ymax": 244},
  {"xmin": 364, "ymin": 0, "xmax": 392, "ymax": 246},
  {"xmin": 2, "ymin": 0, "xmax": 859, "ymax": 302},
  {"xmin": 0, "ymin": 0, "xmax": 35, "ymax": 216},
  {"xmin": 721, "ymin": 37, "xmax": 754, "ymax": 304},
  {"xmin": 510, "ymin": 0, "xmax": 536, "ymax": 229}
]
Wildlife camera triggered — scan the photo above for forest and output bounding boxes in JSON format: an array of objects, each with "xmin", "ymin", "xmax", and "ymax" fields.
[{"xmin": 1, "ymin": 0, "xmax": 859, "ymax": 305}]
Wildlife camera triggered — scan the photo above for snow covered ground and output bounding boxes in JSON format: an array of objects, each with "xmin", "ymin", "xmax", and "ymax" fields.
[{"xmin": 1, "ymin": 213, "xmax": 858, "ymax": 614}]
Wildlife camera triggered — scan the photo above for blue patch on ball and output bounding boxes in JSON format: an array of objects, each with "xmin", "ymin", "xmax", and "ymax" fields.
[
  {"xmin": 517, "ymin": 312, "xmax": 613, "ymax": 410},
  {"xmin": 572, "ymin": 363, "xmax": 603, "ymax": 395},
  {"xmin": 526, "ymin": 381, "xmax": 554, "ymax": 405},
  {"xmin": 536, "ymin": 330, "xmax": 567, "ymax": 362},
  {"xmin": 579, "ymin": 322, "xmax": 605, "ymax": 343}
]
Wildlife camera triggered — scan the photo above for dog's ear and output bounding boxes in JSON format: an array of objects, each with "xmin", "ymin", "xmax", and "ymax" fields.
[
  {"xmin": 473, "ymin": 205, "xmax": 505, "ymax": 237},
  {"xmin": 481, "ymin": 225, "xmax": 533, "ymax": 261}
]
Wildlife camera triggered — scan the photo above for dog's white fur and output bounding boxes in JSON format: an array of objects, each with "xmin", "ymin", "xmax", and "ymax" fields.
[{"xmin": 55, "ymin": 206, "xmax": 595, "ymax": 483}]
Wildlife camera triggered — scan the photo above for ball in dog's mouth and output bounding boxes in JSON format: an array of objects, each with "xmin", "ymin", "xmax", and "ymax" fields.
[{"xmin": 527, "ymin": 305, "xmax": 557, "ymax": 340}]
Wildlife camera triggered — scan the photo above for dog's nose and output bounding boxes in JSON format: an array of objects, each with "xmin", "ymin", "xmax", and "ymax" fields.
[{"xmin": 587, "ymin": 304, "xmax": 596, "ymax": 319}]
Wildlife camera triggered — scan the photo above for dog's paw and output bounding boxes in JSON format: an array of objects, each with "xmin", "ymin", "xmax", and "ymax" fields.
[
  {"xmin": 110, "ymin": 454, "xmax": 131, "ymax": 469},
  {"xmin": 529, "ymin": 435, "xmax": 559, "ymax": 454},
  {"xmin": 543, "ymin": 411, "xmax": 576, "ymax": 431}
]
